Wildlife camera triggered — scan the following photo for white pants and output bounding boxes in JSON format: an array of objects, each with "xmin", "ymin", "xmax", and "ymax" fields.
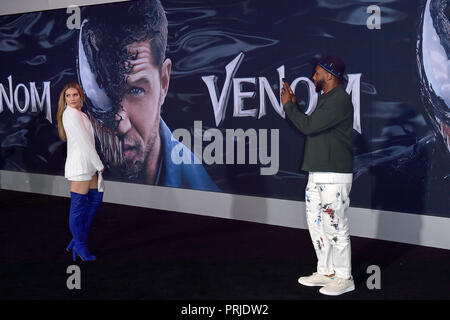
[{"xmin": 305, "ymin": 176, "xmax": 352, "ymax": 279}]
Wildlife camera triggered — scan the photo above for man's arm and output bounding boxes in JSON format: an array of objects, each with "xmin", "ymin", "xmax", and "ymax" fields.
[{"xmin": 283, "ymin": 100, "xmax": 351, "ymax": 136}]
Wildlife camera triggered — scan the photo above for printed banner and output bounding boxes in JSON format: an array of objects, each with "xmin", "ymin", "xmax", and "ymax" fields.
[{"xmin": 0, "ymin": 0, "xmax": 448, "ymax": 217}]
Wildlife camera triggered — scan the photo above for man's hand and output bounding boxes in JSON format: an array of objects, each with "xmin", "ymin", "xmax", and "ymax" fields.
[{"xmin": 281, "ymin": 81, "xmax": 297, "ymax": 105}]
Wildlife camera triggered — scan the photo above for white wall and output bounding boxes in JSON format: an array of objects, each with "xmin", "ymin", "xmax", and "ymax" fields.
[
  {"xmin": 0, "ymin": 0, "xmax": 130, "ymax": 16},
  {"xmin": 1, "ymin": 170, "xmax": 449, "ymax": 250}
]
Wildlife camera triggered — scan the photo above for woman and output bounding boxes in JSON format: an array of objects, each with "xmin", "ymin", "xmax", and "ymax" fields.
[{"xmin": 57, "ymin": 83, "xmax": 105, "ymax": 261}]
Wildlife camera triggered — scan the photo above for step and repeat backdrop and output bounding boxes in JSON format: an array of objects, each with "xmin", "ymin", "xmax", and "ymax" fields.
[{"xmin": 0, "ymin": 0, "xmax": 448, "ymax": 217}]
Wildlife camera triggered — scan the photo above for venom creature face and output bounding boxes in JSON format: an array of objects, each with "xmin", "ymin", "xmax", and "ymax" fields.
[{"xmin": 418, "ymin": 0, "xmax": 450, "ymax": 153}]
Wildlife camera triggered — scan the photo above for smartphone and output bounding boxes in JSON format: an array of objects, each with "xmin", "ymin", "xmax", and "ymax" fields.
[{"xmin": 282, "ymin": 78, "xmax": 286, "ymax": 83}]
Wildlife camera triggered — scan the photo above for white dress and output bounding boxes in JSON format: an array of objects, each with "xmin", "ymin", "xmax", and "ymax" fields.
[{"xmin": 62, "ymin": 106, "xmax": 105, "ymax": 190}]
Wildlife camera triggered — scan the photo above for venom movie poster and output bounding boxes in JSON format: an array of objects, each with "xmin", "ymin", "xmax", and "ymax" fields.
[{"xmin": 0, "ymin": 0, "xmax": 449, "ymax": 217}]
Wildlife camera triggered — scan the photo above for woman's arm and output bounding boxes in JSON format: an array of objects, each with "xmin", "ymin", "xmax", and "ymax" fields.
[{"xmin": 63, "ymin": 110, "xmax": 104, "ymax": 171}]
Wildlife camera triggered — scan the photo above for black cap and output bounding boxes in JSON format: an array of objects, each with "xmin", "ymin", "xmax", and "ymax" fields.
[{"xmin": 318, "ymin": 55, "xmax": 346, "ymax": 80}]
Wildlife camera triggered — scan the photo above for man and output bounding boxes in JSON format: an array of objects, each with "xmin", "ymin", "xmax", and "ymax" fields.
[
  {"xmin": 281, "ymin": 55, "xmax": 355, "ymax": 296},
  {"xmin": 77, "ymin": 0, "xmax": 218, "ymax": 192}
]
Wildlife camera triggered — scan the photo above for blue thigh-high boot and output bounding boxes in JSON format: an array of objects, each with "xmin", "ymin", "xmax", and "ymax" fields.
[
  {"xmin": 69, "ymin": 192, "xmax": 96, "ymax": 261},
  {"xmin": 66, "ymin": 189, "xmax": 103, "ymax": 252},
  {"xmin": 85, "ymin": 188, "xmax": 103, "ymax": 236}
]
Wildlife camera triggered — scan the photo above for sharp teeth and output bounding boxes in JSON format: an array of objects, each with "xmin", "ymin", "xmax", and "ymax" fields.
[
  {"xmin": 447, "ymin": 130, "xmax": 450, "ymax": 152},
  {"xmin": 90, "ymin": 114, "xmax": 124, "ymax": 167},
  {"xmin": 439, "ymin": 121, "xmax": 450, "ymax": 152}
]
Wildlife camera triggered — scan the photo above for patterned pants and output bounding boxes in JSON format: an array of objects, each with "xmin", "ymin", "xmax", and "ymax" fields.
[{"xmin": 305, "ymin": 178, "xmax": 352, "ymax": 279}]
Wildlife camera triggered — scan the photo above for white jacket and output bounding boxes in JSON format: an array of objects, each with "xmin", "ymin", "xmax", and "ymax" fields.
[{"xmin": 62, "ymin": 106, "xmax": 104, "ymax": 180}]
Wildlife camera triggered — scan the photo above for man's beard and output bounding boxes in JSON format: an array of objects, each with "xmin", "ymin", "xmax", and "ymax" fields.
[
  {"xmin": 315, "ymin": 79, "xmax": 324, "ymax": 93},
  {"xmin": 90, "ymin": 112, "xmax": 161, "ymax": 182},
  {"xmin": 121, "ymin": 138, "xmax": 145, "ymax": 181},
  {"xmin": 120, "ymin": 131, "xmax": 158, "ymax": 182}
]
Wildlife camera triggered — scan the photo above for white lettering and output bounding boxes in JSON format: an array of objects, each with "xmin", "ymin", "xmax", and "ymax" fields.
[
  {"xmin": 14, "ymin": 83, "xmax": 30, "ymax": 113},
  {"xmin": 233, "ymin": 77, "xmax": 257, "ymax": 118},
  {"xmin": 0, "ymin": 75, "xmax": 14, "ymax": 114},
  {"xmin": 0, "ymin": 76, "xmax": 52, "ymax": 122},
  {"xmin": 346, "ymin": 73, "xmax": 362, "ymax": 133},
  {"xmin": 30, "ymin": 81, "xmax": 52, "ymax": 123},
  {"xmin": 66, "ymin": 5, "xmax": 81, "ymax": 30},
  {"xmin": 258, "ymin": 65, "xmax": 285, "ymax": 119},
  {"xmin": 202, "ymin": 53, "xmax": 362, "ymax": 134},
  {"xmin": 367, "ymin": 5, "xmax": 381, "ymax": 30},
  {"xmin": 202, "ymin": 52, "xmax": 244, "ymax": 126}
]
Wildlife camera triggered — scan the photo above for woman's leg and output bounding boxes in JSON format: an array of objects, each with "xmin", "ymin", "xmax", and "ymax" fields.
[
  {"xmin": 70, "ymin": 180, "xmax": 91, "ymax": 194},
  {"xmin": 68, "ymin": 178, "xmax": 96, "ymax": 261},
  {"xmin": 86, "ymin": 173, "xmax": 104, "ymax": 237},
  {"xmin": 67, "ymin": 175, "xmax": 102, "ymax": 251},
  {"xmin": 89, "ymin": 173, "xmax": 98, "ymax": 190}
]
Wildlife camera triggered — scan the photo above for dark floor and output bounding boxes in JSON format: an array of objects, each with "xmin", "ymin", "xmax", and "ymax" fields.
[{"xmin": 0, "ymin": 189, "xmax": 449, "ymax": 301}]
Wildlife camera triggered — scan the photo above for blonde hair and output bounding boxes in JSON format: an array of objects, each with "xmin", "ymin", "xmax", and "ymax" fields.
[{"xmin": 57, "ymin": 83, "xmax": 85, "ymax": 141}]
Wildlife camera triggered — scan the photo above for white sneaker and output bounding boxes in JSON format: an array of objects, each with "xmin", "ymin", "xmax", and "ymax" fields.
[
  {"xmin": 298, "ymin": 272, "xmax": 335, "ymax": 287},
  {"xmin": 319, "ymin": 277, "xmax": 355, "ymax": 296}
]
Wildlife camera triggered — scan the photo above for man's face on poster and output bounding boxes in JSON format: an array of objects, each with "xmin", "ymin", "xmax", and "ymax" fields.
[{"xmin": 116, "ymin": 40, "xmax": 171, "ymax": 178}]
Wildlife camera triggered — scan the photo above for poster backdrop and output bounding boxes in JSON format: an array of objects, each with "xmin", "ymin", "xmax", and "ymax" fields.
[{"xmin": 0, "ymin": 0, "xmax": 449, "ymax": 217}]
